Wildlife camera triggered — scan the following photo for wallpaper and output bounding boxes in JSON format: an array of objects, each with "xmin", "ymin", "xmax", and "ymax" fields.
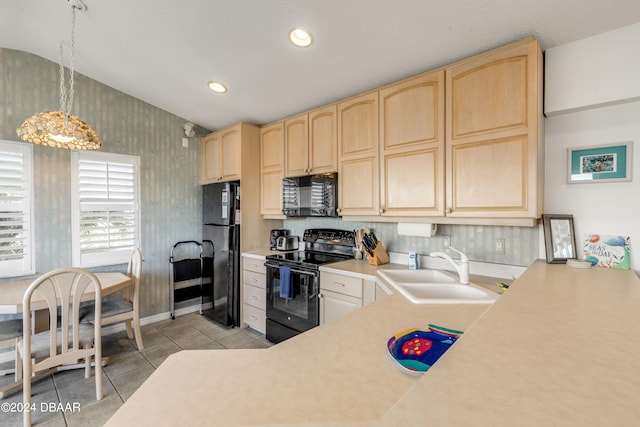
[{"xmin": 0, "ymin": 48, "xmax": 204, "ymax": 318}]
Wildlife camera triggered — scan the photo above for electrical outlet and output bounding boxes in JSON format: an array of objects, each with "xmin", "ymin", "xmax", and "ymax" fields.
[
  {"xmin": 495, "ymin": 238, "xmax": 505, "ymax": 254},
  {"xmin": 442, "ymin": 236, "xmax": 450, "ymax": 247},
  {"xmin": 182, "ymin": 137, "xmax": 189, "ymax": 148}
]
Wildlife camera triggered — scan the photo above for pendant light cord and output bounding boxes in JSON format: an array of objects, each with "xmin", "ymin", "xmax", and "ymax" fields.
[{"xmin": 59, "ymin": 5, "xmax": 77, "ymax": 126}]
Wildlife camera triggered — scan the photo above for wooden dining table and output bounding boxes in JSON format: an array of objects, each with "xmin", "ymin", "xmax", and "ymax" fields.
[{"xmin": 0, "ymin": 271, "xmax": 132, "ymax": 315}]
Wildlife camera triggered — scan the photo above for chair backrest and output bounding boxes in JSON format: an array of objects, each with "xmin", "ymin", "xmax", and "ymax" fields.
[
  {"xmin": 127, "ymin": 248, "xmax": 142, "ymax": 305},
  {"xmin": 22, "ymin": 267, "xmax": 102, "ymax": 361}
]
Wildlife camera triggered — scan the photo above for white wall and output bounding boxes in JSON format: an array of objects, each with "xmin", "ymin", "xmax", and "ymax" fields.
[
  {"xmin": 545, "ymin": 23, "xmax": 640, "ymax": 115},
  {"xmin": 544, "ymin": 22, "xmax": 640, "ymax": 273},
  {"xmin": 544, "ymin": 101, "xmax": 640, "ymax": 272}
]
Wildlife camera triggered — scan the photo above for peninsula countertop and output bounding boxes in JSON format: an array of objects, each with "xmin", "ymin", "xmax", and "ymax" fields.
[{"xmin": 106, "ymin": 260, "xmax": 640, "ymax": 426}]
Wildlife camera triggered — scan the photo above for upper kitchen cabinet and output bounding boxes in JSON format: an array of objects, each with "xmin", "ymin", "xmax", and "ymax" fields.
[
  {"xmin": 445, "ymin": 38, "xmax": 543, "ymax": 222},
  {"xmin": 284, "ymin": 114, "xmax": 309, "ymax": 177},
  {"xmin": 308, "ymin": 105, "xmax": 338, "ymax": 175},
  {"xmin": 337, "ymin": 92, "xmax": 379, "ymax": 216},
  {"xmin": 201, "ymin": 123, "xmax": 244, "ymax": 184},
  {"xmin": 379, "ymin": 70, "xmax": 445, "ymax": 217},
  {"xmin": 284, "ymin": 105, "xmax": 338, "ymax": 177},
  {"xmin": 260, "ymin": 122, "xmax": 285, "ymax": 217}
]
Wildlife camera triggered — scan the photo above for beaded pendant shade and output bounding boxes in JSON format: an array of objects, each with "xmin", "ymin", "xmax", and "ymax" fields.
[{"xmin": 16, "ymin": 1, "xmax": 102, "ymax": 150}]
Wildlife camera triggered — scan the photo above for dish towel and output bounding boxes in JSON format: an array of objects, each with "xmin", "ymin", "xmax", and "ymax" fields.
[{"xmin": 279, "ymin": 266, "xmax": 293, "ymax": 299}]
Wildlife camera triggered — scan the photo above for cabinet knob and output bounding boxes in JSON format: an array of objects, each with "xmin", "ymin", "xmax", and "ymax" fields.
[
  {"xmin": 445, "ymin": 208, "xmax": 452, "ymax": 214},
  {"xmin": 336, "ymin": 208, "xmax": 342, "ymax": 214},
  {"xmin": 379, "ymin": 208, "xmax": 385, "ymax": 214}
]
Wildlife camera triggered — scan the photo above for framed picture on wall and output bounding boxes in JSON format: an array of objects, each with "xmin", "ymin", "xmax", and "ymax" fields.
[
  {"xmin": 567, "ymin": 141, "xmax": 632, "ymax": 183},
  {"xmin": 542, "ymin": 214, "xmax": 577, "ymax": 264}
]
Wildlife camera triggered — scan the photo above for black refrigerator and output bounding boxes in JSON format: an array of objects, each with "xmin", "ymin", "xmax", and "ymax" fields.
[{"xmin": 202, "ymin": 181, "xmax": 240, "ymax": 327}]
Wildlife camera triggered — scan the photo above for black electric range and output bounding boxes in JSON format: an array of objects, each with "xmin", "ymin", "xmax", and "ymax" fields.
[{"xmin": 264, "ymin": 228, "xmax": 355, "ymax": 343}]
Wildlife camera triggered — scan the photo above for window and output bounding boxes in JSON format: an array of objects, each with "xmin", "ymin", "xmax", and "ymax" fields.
[
  {"xmin": 0, "ymin": 140, "xmax": 35, "ymax": 277},
  {"xmin": 71, "ymin": 151, "xmax": 140, "ymax": 267}
]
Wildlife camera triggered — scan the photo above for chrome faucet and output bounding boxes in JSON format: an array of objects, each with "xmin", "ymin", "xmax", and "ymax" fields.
[{"xmin": 429, "ymin": 247, "xmax": 469, "ymax": 284}]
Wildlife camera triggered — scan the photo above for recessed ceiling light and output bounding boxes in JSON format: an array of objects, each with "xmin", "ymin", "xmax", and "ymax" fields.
[
  {"xmin": 207, "ymin": 81, "xmax": 227, "ymax": 93},
  {"xmin": 289, "ymin": 28, "xmax": 313, "ymax": 47}
]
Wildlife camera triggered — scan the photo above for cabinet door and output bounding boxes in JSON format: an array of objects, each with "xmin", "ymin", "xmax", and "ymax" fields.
[
  {"xmin": 284, "ymin": 114, "xmax": 309, "ymax": 177},
  {"xmin": 445, "ymin": 39, "xmax": 542, "ymax": 218},
  {"xmin": 260, "ymin": 123, "xmax": 284, "ymax": 216},
  {"xmin": 201, "ymin": 133, "xmax": 221, "ymax": 184},
  {"xmin": 338, "ymin": 92, "xmax": 379, "ymax": 216},
  {"xmin": 309, "ymin": 105, "xmax": 337, "ymax": 174},
  {"xmin": 379, "ymin": 71, "xmax": 445, "ymax": 216},
  {"xmin": 319, "ymin": 290, "xmax": 362, "ymax": 325},
  {"xmin": 219, "ymin": 126, "xmax": 241, "ymax": 181}
]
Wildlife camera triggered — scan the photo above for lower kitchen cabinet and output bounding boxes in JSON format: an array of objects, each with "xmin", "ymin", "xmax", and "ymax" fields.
[
  {"xmin": 319, "ymin": 271, "xmax": 377, "ymax": 325},
  {"xmin": 242, "ymin": 255, "xmax": 267, "ymax": 333},
  {"xmin": 320, "ymin": 291, "xmax": 362, "ymax": 325}
]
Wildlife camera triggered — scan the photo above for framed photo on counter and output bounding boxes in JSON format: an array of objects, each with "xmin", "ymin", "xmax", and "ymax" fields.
[
  {"xmin": 567, "ymin": 141, "xmax": 632, "ymax": 183},
  {"xmin": 542, "ymin": 214, "xmax": 577, "ymax": 264}
]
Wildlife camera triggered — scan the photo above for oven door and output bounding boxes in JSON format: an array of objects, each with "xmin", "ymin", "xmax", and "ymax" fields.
[{"xmin": 265, "ymin": 261, "xmax": 319, "ymax": 338}]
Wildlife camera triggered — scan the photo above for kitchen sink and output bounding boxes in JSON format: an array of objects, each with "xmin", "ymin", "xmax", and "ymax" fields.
[{"xmin": 377, "ymin": 269, "xmax": 499, "ymax": 304}]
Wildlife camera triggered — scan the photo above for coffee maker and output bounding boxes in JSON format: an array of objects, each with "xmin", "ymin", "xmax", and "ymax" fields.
[{"xmin": 270, "ymin": 229, "xmax": 290, "ymax": 250}]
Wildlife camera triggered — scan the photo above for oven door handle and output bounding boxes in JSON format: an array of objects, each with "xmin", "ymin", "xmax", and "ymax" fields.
[
  {"xmin": 265, "ymin": 261, "xmax": 281, "ymax": 269},
  {"xmin": 290, "ymin": 268, "xmax": 319, "ymax": 277},
  {"xmin": 265, "ymin": 262, "xmax": 319, "ymax": 277}
]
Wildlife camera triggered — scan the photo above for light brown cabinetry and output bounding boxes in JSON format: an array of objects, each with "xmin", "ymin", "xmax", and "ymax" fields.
[
  {"xmin": 284, "ymin": 105, "xmax": 338, "ymax": 177},
  {"xmin": 337, "ymin": 92, "xmax": 379, "ymax": 216},
  {"xmin": 445, "ymin": 38, "xmax": 543, "ymax": 220},
  {"xmin": 284, "ymin": 114, "xmax": 308, "ymax": 177},
  {"xmin": 200, "ymin": 124, "xmax": 242, "ymax": 184},
  {"xmin": 260, "ymin": 122, "xmax": 285, "ymax": 217},
  {"xmin": 201, "ymin": 122, "xmax": 275, "ymax": 254},
  {"xmin": 379, "ymin": 71, "xmax": 445, "ymax": 216},
  {"xmin": 242, "ymin": 255, "xmax": 267, "ymax": 333},
  {"xmin": 259, "ymin": 38, "xmax": 543, "ymax": 225}
]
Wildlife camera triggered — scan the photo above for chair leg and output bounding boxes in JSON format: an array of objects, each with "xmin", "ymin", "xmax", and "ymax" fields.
[
  {"xmin": 95, "ymin": 349, "xmax": 103, "ymax": 401},
  {"xmin": 132, "ymin": 317, "xmax": 144, "ymax": 351},
  {"xmin": 84, "ymin": 343, "xmax": 91, "ymax": 379},
  {"xmin": 14, "ymin": 343, "xmax": 22, "ymax": 381},
  {"xmin": 22, "ymin": 351, "xmax": 31, "ymax": 427},
  {"xmin": 124, "ymin": 319, "xmax": 134, "ymax": 340}
]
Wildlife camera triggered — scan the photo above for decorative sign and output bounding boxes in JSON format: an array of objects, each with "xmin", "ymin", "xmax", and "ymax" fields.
[{"xmin": 583, "ymin": 234, "xmax": 631, "ymax": 269}]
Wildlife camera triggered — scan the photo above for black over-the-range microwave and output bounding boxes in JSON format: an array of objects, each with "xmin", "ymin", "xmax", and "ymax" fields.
[{"xmin": 282, "ymin": 173, "xmax": 338, "ymax": 217}]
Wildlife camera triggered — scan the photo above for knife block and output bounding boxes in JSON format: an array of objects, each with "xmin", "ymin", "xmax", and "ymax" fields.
[{"xmin": 368, "ymin": 242, "xmax": 390, "ymax": 266}]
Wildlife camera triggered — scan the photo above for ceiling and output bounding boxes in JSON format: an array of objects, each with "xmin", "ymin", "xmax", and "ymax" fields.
[{"xmin": 2, "ymin": 0, "xmax": 640, "ymax": 133}]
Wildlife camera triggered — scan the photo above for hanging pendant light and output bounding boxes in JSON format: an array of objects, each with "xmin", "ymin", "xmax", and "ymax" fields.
[{"xmin": 16, "ymin": 0, "xmax": 102, "ymax": 150}]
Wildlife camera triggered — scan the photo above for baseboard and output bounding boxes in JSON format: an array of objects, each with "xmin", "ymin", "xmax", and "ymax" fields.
[
  {"xmin": 0, "ymin": 302, "xmax": 214, "ymax": 366},
  {"xmin": 101, "ymin": 301, "xmax": 214, "ymax": 336}
]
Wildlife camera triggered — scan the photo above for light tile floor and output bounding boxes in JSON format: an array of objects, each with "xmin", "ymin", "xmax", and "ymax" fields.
[{"xmin": 0, "ymin": 311, "xmax": 271, "ymax": 426}]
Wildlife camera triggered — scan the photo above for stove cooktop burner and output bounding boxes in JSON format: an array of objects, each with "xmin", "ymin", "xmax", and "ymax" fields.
[{"xmin": 266, "ymin": 250, "xmax": 352, "ymax": 268}]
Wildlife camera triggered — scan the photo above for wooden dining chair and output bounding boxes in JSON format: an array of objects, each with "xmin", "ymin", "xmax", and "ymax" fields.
[
  {"xmin": 17, "ymin": 267, "xmax": 103, "ymax": 427},
  {"xmin": 80, "ymin": 248, "xmax": 144, "ymax": 350},
  {"xmin": 0, "ymin": 318, "xmax": 22, "ymax": 380}
]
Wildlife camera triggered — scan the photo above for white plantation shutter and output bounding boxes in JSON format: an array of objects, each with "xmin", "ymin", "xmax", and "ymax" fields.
[
  {"xmin": 0, "ymin": 141, "xmax": 34, "ymax": 277},
  {"xmin": 72, "ymin": 151, "xmax": 140, "ymax": 267}
]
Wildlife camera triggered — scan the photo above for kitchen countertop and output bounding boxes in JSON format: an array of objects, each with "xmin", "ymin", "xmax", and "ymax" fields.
[{"xmin": 106, "ymin": 260, "xmax": 640, "ymax": 426}]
